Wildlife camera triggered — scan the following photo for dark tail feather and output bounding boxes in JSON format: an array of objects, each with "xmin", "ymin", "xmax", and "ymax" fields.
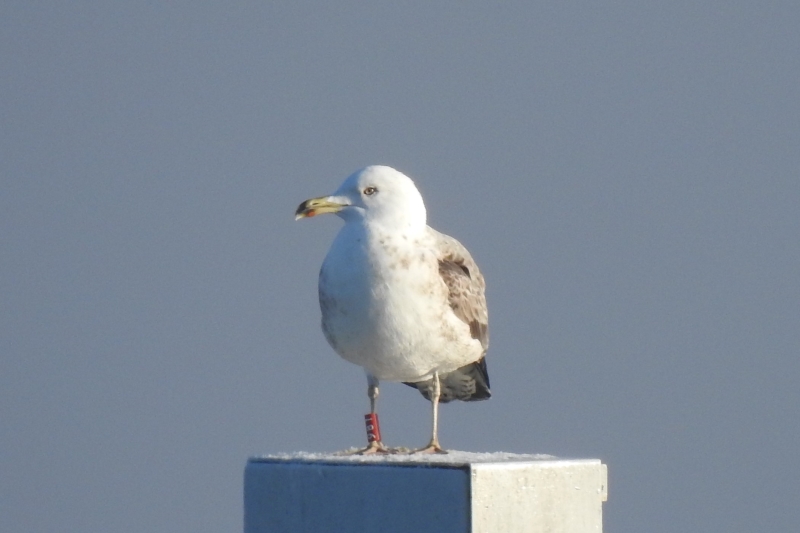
[{"xmin": 403, "ymin": 357, "xmax": 491, "ymax": 403}]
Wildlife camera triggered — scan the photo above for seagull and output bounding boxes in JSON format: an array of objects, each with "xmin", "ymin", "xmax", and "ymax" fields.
[{"xmin": 295, "ymin": 165, "xmax": 490, "ymax": 453}]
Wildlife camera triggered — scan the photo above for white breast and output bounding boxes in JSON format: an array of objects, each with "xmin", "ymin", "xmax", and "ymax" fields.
[{"xmin": 319, "ymin": 225, "xmax": 481, "ymax": 382}]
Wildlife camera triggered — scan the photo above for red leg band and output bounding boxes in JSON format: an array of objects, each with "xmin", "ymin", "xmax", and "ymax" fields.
[{"xmin": 364, "ymin": 413, "xmax": 381, "ymax": 443}]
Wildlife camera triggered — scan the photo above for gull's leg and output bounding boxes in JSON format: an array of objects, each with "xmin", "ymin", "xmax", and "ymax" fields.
[
  {"xmin": 414, "ymin": 371, "xmax": 447, "ymax": 454},
  {"xmin": 368, "ymin": 373, "xmax": 379, "ymax": 414},
  {"xmin": 347, "ymin": 373, "xmax": 391, "ymax": 454}
]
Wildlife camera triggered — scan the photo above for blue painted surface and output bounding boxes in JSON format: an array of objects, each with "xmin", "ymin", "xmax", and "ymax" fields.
[{"xmin": 245, "ymin": 459, "xmax": 470, "ymax": 533}]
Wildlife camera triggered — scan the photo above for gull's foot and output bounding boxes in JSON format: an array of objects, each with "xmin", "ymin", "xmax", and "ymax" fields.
[
  {"xmin": 411, "ymin": 440, "xmax": 448, "ymax": 454},
  {"xmin": 337, "ymin": 441, "xmax": 397, "ymax": 455}
]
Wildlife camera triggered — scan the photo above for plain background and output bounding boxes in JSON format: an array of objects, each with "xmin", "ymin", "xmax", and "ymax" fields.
[{"xmin": 2, "ymin": 2, "xmax": 798, "ymax": 532}]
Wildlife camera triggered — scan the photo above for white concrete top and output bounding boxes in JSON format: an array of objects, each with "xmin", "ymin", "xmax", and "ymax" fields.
[{"xmin": 252, "ymin": 449, "xmax": 559, "ymax": 465}]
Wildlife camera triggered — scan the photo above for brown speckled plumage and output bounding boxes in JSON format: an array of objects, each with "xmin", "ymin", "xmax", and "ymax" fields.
[{"xmin": 403, "ymin": 228, "xmax": 491, "ymax": 402}]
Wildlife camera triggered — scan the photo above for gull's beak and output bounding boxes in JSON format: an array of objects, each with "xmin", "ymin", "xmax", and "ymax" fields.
[{"xmin": 294, "ymin": 196, "xmax": 348, "ymax": 220}]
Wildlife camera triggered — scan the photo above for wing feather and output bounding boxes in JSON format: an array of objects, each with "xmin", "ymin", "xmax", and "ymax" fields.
[
  {"xmin": 403, "ymin": 228, "xmax": 491, "ymax": 402},
  {"xmin": 430, "ymin": 228, "xmax": 489, "ymax": 352}
]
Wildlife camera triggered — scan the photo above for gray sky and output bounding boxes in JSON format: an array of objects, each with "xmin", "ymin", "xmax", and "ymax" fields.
[{"xmin": 2, "ymin": 2, "xmax": 798, "ymax": 532}]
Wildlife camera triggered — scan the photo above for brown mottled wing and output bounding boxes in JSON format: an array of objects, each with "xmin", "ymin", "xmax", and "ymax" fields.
[
  {"xmin": 402, "ymin": 227, "xmax": 490, "ymax": 402},
  {"xmin": 430, "ymin": 228, "xmax": 489, "ymax": 352}
]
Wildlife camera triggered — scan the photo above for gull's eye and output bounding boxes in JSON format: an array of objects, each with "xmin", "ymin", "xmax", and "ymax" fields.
[{"xmin": 363, "ymin": 186, "xmax": 378, "ymax": 196}]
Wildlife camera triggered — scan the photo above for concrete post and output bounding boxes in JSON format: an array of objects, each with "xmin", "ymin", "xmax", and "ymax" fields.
[{"xmin": 244, "ymin": 452, "xmax": 607, "ymax": 533}]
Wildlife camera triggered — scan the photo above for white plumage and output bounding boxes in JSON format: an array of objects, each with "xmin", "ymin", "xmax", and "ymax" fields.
[{"xmin": 296, "ymin": 165, "xmax": 489, "ymax": 453}]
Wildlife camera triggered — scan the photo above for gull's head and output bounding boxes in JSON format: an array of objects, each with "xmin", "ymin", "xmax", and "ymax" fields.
[{"xmin": 295, "ymin": 165, "xmax": 427, "ymax": 230}]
